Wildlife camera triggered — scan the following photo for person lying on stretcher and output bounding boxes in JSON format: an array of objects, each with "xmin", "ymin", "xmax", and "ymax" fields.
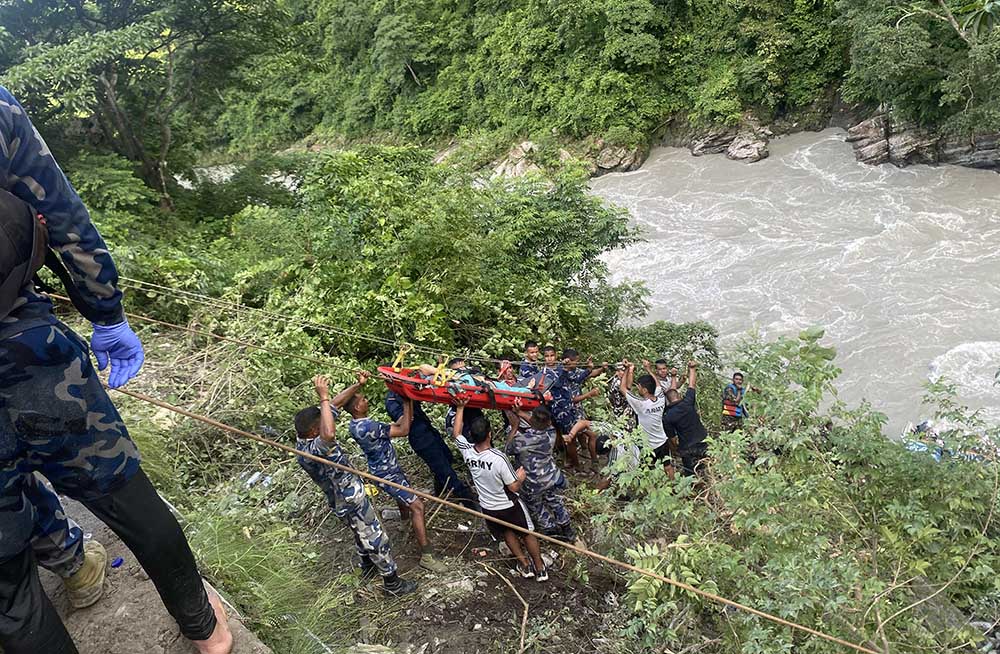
[{"xmin": 415, "ymin": 357, "xmax": 551, "ymax": 400}]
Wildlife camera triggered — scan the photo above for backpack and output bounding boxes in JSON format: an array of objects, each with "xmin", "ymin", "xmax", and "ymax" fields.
[{"xmin": 0, "ymin": 187, "xmax": 48, "ymax": 320}]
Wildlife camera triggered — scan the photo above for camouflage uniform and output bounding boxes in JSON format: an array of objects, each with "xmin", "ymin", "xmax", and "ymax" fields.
[
  {"xmin": 347, "ymin": 417, "xmax": 417, "ymax": 504},
  {"xmin": 0, "ymin": 86, "xmax": 215, "ymax": 650},
  {"xmin": 548, "ymin": 366, "xmax": 589, "ymax": 434},
  {"xmin": 505, "ymin": 427, "xmax": 571, "ymax": 534},
  {"xmin": 1, "ymin": 86, "xmax": 136, "ymax": 573},
  {"xmin": 518, "ymin": 360, "xmax": 539, "ymax": 383},
  {"xmin": 295, "ymin": 432, "xmax": 396, "ymax": 576}
]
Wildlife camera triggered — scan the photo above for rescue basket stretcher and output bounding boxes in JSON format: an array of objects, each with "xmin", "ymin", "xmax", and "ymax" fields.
[{"xmin": 377, "ymin": 366, "xmax": 545, "ymax": 411}]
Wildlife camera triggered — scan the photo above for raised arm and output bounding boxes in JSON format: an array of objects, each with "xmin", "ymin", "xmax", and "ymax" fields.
[
  {"xmin": 587, "ymin": 357, "xmax": 608, "ymax": 379},
  {"xmin": 313, "ymin": 375, "xmax": 337, "ymax": 444},
  {"xmin": 332, "ymin": 370, "xmax": 370, "ymax": 409},
  {"xmin": 389, "ymin": 398, "xmax": 412, "ymax": 438},
  {"xmin": 687, "ymin": 361, "xmax": 698, "ymax": 389},
  {"xmin": 572, "ymin": 388, "xmax": 601, "ymax": 404},
  {"xmin": 452, "ymin": 398, "xmax": 468, "ymax": 438},
  {"xmin": 622, "ymin": 360, "xmax": 635, "ymax": 393},
  {"xmin": 506, "ymin": 466, "xmax": 527, "ymax": 493}
]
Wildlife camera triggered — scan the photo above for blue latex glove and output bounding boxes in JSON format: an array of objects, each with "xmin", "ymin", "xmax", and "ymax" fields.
[{"xmin": 90, "ymin": 321, "xmax": 145, "ymax": 388}]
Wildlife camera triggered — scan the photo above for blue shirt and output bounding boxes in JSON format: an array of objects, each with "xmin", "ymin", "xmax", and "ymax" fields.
[
  {"xmin": 0, "ymin": 86, "xmax": 123, "ymax": 337},
  {"xmin": 518, "ymin": 360, "xmax": 540, "ymax": 380},
  {"xmin": 348, "ymin": 417, "xmax": 401, "ymax": 476}
]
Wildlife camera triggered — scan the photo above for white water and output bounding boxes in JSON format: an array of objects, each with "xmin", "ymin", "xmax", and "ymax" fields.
[{"xmin": 591, "ymin": 128, "xmax": 1000, "ymax": 434}]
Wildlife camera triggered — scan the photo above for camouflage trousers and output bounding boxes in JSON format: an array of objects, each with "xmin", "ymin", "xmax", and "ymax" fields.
[
  {"xmin": 0, "ymin": 321, "xmax": 141, "ymax": 566},
  {"xmin": 331, "ymin": 474, "xmax": 396, "ymax": 576},
  {"xmin": 522, "ymin": 476, "xmax": 571, "ymax": 534}
]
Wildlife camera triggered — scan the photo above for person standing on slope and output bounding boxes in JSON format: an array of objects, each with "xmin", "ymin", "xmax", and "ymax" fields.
[{"xmin": 0, "ymin": 85, "xmax": 231, "ymax": 654}]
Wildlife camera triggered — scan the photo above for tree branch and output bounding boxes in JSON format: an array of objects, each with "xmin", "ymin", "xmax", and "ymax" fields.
[{"xmin": 936, "ymin": 0, "xmax": 973, "ymax": 44}]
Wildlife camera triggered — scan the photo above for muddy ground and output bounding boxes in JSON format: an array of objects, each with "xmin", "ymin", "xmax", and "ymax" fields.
[{"xmin": 293, "ymin": 463, "xmax": 631, "ymax": 654}]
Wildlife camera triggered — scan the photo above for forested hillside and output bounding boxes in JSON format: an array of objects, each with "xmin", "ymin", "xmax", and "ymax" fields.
[
  {"xmin": 2, "ymin": 2, "xmax": 999, "ymax": 654},
  {"xmin": 3, "ymin": 0, "xmax": 1000, "ymax": 180}
]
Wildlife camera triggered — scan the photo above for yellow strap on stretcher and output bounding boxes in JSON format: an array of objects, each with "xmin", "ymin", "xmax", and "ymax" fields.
[
  {"xmin": 392, "ymin": 343, "xmax": 414, "ymax": 372},
  {"xmin": 432, "ymin": 361, "xmax": 455, "ymax": 387}
]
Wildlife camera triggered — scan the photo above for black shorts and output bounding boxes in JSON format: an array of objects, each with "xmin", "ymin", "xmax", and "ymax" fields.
[{"xmin": 481, "ymin": 500, "xmax": 535, "ymax": 541}]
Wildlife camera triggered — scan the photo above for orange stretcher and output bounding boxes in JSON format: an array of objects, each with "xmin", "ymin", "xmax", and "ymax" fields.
[{"xmin": 377, "ymin": 366, "xmax": 545, "ymax": 410}]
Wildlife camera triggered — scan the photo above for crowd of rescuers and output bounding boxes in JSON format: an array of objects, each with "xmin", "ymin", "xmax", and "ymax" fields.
[{"xmin": 292, "ymin": 340, "xmax": 757, "ymax": 595}]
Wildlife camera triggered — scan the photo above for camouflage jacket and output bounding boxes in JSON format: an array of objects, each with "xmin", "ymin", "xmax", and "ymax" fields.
[
  {"xmin": 0, "ymin": 86, "xmax": 123, "ymax": 339},
  {"xmin": 295, "ymin": 435, "xmax": 364, "ymax": 509},
  {"xmin": 505, "ymin": 427, "xmax": 564, "ymax": 494},
  {"xmin": 549, "ymin": 366, "xmax": 589, "ymax": 416},
  {"xmin": 347, "ymin": 417, "xmax": 403, "ymax": 477}
]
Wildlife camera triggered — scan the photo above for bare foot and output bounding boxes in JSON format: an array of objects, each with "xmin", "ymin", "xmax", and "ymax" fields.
[{"xmin": 192, "ymin": 589, "xmax": 233, "ymax": 654}]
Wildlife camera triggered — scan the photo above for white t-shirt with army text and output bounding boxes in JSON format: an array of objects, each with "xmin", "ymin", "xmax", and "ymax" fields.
[
  {"xmin": 625, "ymin": 388, "xmax": 668, "ymax": 449},
  {"xmin": 456, "ymin": 435, "xmax": 518, "ymax": 510}
]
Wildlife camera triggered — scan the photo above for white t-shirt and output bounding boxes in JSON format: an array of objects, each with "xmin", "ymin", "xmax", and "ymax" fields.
[
  {"xmin": 456, "ymin": 435, "xmax": 518, "ymax": 510},
  {"xmin": 625, "ymin": 390, "xmax": 668, "ymax": 449}
]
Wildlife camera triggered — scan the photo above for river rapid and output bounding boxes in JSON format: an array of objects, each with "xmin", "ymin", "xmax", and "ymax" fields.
[{"xmin": 591, "ymin": 128, "xmax": 1000, "ymax": 435}]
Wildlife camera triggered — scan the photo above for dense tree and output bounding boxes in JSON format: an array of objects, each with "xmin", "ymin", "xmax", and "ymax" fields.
[
  {"xmin": 838, "ymin": 0, "xmax": 1000, "ymax": 130},
  {"xmin": 0, "ymin": 0, "xmax": 280, "ymax": 203}
]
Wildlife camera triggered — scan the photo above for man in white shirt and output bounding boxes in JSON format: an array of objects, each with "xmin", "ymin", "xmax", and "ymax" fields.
[
  {"xmin": 621, "ymin": 360, "xmax": 676, "ymax": 478},
  {"xmin": 451, "ymin": 399, "xmax": 548, "ymax": 581}
]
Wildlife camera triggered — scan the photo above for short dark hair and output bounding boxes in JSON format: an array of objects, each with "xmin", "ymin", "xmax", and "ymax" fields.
[
  {"xmin": 595, "ymin": 434, "xmax": 611, "ymax": 456},
  {"xmin": 469, "ymin": 416, "xmax": 492, "ymax": 445},
  {"xmin": 541, "ymin": 345, "xmax": 557, "ymax": 355},
  {"xmin": 447, "ymin": 357, "xmax": 466, "ymax": 368},
  {"xmin": 529, "ymin": 406, "xmax": 553, "ymax": 430},
  {"xmin": 562, "ymin": 348, "xmax": 579, "ymax": 360},
  {"xmin": 637, "ymin": 374, "xmax": 656, "ymax": 395},
  {"xmin": 524, "ymin": 340, "xmax": 538, "ymax": 350},
  {"xmin": 294, "ymin": 406, "xmax": 320, "ymax": 437},
  {"xmin": 733, "ymin": 372, "xmax": 744, "ymax": 380},
  {"xmin": 654, "ymin": 359, "xmax": 668, "ymax": 366},
  {"xmin": 345, "ymin": 394, "xmax": 363, "ymax": 414},
  {"xmin": 666, "ymin": 389, "xmax": 681, "ymax": 404}
]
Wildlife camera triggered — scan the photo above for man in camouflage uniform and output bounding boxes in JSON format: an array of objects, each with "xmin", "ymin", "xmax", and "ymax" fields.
[
  {"xmin": 343, "ymin": 381, "xmax": 448, "ymax": 572},
  {"xmin": 385, "ymin": 389, "xmax": 476, "ymax": 507},
  {"xmin": 0, "ymin": 86, "xmax": 230, "ymax": 654},
  {"xmin": 538, "ymin": 347, "xmax": 605, "ymax": 469},
  {"xmin": 505, "ymin": 406, "xmax": 576, "ymax": 542},
  {"xmin": 294, "ymin": 375, "xmax": 415, "ymax": 595}
]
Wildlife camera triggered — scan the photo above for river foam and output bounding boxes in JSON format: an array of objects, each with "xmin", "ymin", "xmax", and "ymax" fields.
[{"xmin": 592, "ymin": 128, "xmax": 1000, "ymax": 434}]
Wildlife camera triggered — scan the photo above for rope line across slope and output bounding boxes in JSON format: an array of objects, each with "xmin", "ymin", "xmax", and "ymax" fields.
[
  {"xmin": 118, "ymin": 276, "xmax": 504, "ymax": 365},
  {"xmin": 111, "ymin": 386, "xmax": 879, "ymax": 654}
]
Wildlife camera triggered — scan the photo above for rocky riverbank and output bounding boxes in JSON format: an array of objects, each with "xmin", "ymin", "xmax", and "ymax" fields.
[{"xmin": 658, "ymin": 104, "xmax": 1000, "ymax": 171}]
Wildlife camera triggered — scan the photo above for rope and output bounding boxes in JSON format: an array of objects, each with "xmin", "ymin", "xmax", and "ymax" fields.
[
  {"xmin": 48, "ymin": 294, "xmax": 364, "ymax": 374},
  {"xmin": 118, "ymin": 276, "xmax": 500, "ymax": 364},
  {"xmin": 111, "ymin": 386, "xmax": 879, "ymax": 654},
  {"xmin": 49, "ymin": 293, "xmax": 583, "ymax": 392}
]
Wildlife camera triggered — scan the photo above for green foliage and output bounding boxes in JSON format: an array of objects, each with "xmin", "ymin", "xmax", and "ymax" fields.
[
  {"xmin": 588, "ymin": 329, "xmax": 1000, "ymax": 652},
  {"xmin": 172, "ymin": 146, "xmax": 648, "ymax": 363},
  {"xmin": 0, "ymin": 0, "xmax": 281, "ymax": 190},
  {"xmin": 210, "ymin": 0, "xmax": 848, "ymax": 152},
  {"xmin": 838, "ymin": 0, "xmax": 1000, "ymax": 131},
  {"xmin": 65, "ymin": 153, "xmax": 159, "ymax": 214}
]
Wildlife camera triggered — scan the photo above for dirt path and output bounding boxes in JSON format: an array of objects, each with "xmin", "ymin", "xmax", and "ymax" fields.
[{"xmin": 39, "ymin": 498, "xmax": 271, "ymax": 654}]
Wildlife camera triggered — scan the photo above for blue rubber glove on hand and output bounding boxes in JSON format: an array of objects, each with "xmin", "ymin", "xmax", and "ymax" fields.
[{"xmin": 91, "ymin": 321, "xmax": 145, "ymax": 388}]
